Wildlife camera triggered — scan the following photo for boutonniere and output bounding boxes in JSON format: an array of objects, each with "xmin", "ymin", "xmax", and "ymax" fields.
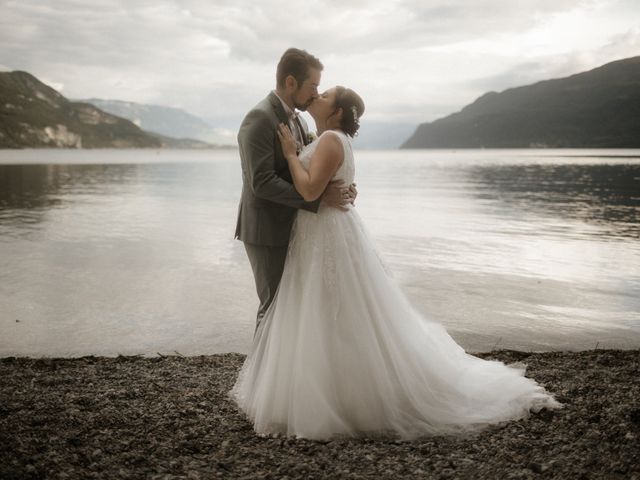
[{"xmin": 307, "ymin": 131, "xmax": 318, "ymax": 143}]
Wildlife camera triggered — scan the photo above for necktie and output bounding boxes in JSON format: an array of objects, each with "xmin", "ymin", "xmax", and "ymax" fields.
[
  {"xmin": 294, "ymin": 116, "xmax": 307, "ymax": 146},
  {"xmin": 290, "ymin": 114, "xmax": 304, "ymax": 152}
]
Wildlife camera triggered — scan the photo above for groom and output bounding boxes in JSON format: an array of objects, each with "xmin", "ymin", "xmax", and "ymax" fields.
[{"xmin": 235, "ymin": 47, "xmax": 355, "ymax": 330}]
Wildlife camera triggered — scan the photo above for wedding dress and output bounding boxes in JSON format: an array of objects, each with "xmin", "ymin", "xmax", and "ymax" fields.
[{"xmin": 231, "ymin": 130, "xmax": 562, "ymax": 440}]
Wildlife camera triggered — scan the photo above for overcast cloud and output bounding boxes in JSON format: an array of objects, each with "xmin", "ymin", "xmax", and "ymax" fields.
[{"xmin": 1, "ymin": 0, "xmax": 639, "ymax": 135}]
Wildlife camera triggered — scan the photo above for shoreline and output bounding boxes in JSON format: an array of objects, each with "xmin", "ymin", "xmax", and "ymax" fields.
[
  {"xmin": 3, "ymin": 342, "xmax": 640, "ymax": 360},
  {"xmin": 1, "ymin": 349, "xmax": 639, "ymax": 479}
]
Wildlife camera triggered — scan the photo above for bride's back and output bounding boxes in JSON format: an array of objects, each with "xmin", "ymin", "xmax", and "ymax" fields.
[{"xmin": 300, "ymin": 130, "xmax": 355, "ymax": 186}]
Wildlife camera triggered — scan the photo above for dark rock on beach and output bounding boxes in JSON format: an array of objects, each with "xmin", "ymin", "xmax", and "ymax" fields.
[{"xmin": 1, "ymin": 349, "xmax": 638, "ymax": 479}]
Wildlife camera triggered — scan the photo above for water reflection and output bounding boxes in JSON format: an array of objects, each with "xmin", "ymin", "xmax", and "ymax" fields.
[
  {"xmin": 0, "ymin": 164, "xmax": 143, "ymax": 206},
  {"xmin": 466, "ymin": 163, "xmax": 640, "ymax": 239},
  {"xmin": 0, "ymin": 164, "xmax": 65, "ymax": 209},
  {"xmin": 0, "ymin": 151, "xmax": 638, "ymax": 356},
  {"xmin": 0, "ymin": 164, "xmax": 143, "ymax": 237},
  {"xmin": 0, "ymin": 162, "xmax": 240, "ymax": 234}
]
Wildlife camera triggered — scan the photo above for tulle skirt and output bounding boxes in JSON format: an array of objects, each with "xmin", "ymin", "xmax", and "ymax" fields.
[{"xmin": 230, "ymin": 205, "xmax": 562, "ymax": 440}]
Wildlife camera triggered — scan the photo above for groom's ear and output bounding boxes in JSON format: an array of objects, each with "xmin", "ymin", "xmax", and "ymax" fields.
[{"xmin": 285, "ymin": 75, "xmax": 297, "ymax": 91}]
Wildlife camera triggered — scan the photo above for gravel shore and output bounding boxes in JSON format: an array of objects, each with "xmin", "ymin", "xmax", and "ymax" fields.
[{"xmin": 1, "ymin": 349, "xmax": 639, "ymax": 479}]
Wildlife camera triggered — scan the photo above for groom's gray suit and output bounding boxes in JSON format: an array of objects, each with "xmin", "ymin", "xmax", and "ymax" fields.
[{"xmin": 235, "ymin": 91, "xmax": 319, "ymax": 327}]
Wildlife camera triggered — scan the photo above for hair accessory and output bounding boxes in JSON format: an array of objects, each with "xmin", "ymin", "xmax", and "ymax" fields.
[{"xmin": 351, "ymin": 105, "xmax": 359, "ymax": 126}]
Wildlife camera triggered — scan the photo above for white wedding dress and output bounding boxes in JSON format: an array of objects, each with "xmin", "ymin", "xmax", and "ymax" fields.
[{"xmin": 231, "ymin": 130, "xmax": 562, "ymax": 440}]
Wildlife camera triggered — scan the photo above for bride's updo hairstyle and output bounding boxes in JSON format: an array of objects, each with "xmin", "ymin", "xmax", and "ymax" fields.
[{"xmin": 333, "ymin": 86, "xmax": 365, "ymax": 137}]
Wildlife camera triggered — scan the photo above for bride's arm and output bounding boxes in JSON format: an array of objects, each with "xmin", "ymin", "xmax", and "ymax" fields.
[{"xmin": 277, "ymin": 124, "xmax": 344, "ymax": 202}]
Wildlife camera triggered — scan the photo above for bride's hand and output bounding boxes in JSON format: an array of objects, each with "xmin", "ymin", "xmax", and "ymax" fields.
[{"xmin": 277, "ymin": 123, "xmax": 298, "ymax": 160}]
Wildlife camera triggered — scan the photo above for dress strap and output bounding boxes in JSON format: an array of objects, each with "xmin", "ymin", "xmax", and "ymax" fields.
[{"xmin": 320, "ymin": 129, "xmax": 352, "ymax": 158}]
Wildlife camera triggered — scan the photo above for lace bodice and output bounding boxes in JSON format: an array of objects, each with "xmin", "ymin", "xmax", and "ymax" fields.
[{"xmin": 299, "ymin": 130, "xmax": 355, "ymax": 185}]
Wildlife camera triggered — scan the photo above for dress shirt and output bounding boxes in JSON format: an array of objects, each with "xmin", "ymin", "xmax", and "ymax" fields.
[{"xmin": 272, "ymin": 90, "xmax": 304, "ymax": 152}]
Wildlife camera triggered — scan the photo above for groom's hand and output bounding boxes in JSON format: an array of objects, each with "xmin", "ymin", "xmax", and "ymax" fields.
[
  {"xmin": 348, "ymin": 183, "xmax": 358, "ymax": 205},
  {"xmin": 321, "ymin": 180, "xmax": 352, "ymax": 212}
]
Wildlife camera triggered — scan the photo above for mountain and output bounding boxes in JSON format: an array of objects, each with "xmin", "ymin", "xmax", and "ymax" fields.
[
  {"xmin": 402, "ymin": 56, "xmax": 640, "ymax": 148},
  {"xmin": 0, "ymin": 71, "xmax": 161, "ymax": 148},
  {"xmin": 79, "ymin": 99, "xmax": 236, "ymax": 146},
  {"xmin": 352, "ymin": 121, "xmax": 416, "ymax": 149}
]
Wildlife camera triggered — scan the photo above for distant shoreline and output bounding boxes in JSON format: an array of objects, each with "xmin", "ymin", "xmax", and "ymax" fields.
[
  {"xmin": 0, "ymin": 145, "xmax": 238, "ymax": 151},
  {"xmin": 2, "ymin": 347, "xmax": 639, "ymax": 360},
  {"xmin": 2, "ymin": 145, "xmax": 640, "ymax": 150}
]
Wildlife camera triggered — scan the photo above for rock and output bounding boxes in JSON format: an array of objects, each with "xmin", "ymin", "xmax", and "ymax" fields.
[
  {"xmin": 1, "ymin": 349, "xmax": 638, "ymax": 479},
  {"xmin": 527, "ymin": 461, "xmax": 544, "ymax": 473},
  {"xmin": 629, "ymin": 408, "xmax": 640, "ymax": 426}
]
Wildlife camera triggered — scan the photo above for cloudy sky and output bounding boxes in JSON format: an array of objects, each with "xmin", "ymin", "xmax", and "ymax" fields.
[{"xmin": 1, "ymin": 0, "xmax": 639, "ymax": 135}]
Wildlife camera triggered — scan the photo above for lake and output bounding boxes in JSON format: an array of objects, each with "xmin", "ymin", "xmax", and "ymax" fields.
[{"xmin": 1, "ymin": 148, "xmax": 639, "ymax": 357}]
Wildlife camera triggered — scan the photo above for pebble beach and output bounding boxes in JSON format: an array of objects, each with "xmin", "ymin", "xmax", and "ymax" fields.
[{"xmin": 1, "ymin": 349, "xmax": 639, "ymax": 479}]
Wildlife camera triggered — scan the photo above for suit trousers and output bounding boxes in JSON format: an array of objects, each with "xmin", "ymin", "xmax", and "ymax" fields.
[{"xmin": 243, "ymin": 242, "xmax": 289, "ymax": 333}]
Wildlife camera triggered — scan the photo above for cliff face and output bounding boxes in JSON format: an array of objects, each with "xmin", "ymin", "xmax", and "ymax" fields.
[
  {"xmin": 402, "ymin": 56, "xmax": 640, "ymax": 148},
  {"xmin": 0, "ymin": 71, "xmax": 161, "ymax": 148}
]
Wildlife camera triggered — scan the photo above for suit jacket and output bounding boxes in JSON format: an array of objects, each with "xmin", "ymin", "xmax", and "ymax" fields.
[{"xmin": 235, "ymin": 92, "xmax": 320, "ymax": 246}]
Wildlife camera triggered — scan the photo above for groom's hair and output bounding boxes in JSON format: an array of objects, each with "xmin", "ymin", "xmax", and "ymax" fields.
[{"xmin": 276, "ymin": 48, "xmax": 323, "ymax": 88}]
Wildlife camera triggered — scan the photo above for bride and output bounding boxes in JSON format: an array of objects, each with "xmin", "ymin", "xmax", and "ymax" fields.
[{"xmin": 230, "ymin": 86, "xmax": 562, "ymax": 440}]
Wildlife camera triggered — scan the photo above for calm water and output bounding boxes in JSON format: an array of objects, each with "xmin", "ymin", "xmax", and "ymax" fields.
[{"xmin": 1, "ymin": 148, "xmax": 639, "ymax": 356}]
